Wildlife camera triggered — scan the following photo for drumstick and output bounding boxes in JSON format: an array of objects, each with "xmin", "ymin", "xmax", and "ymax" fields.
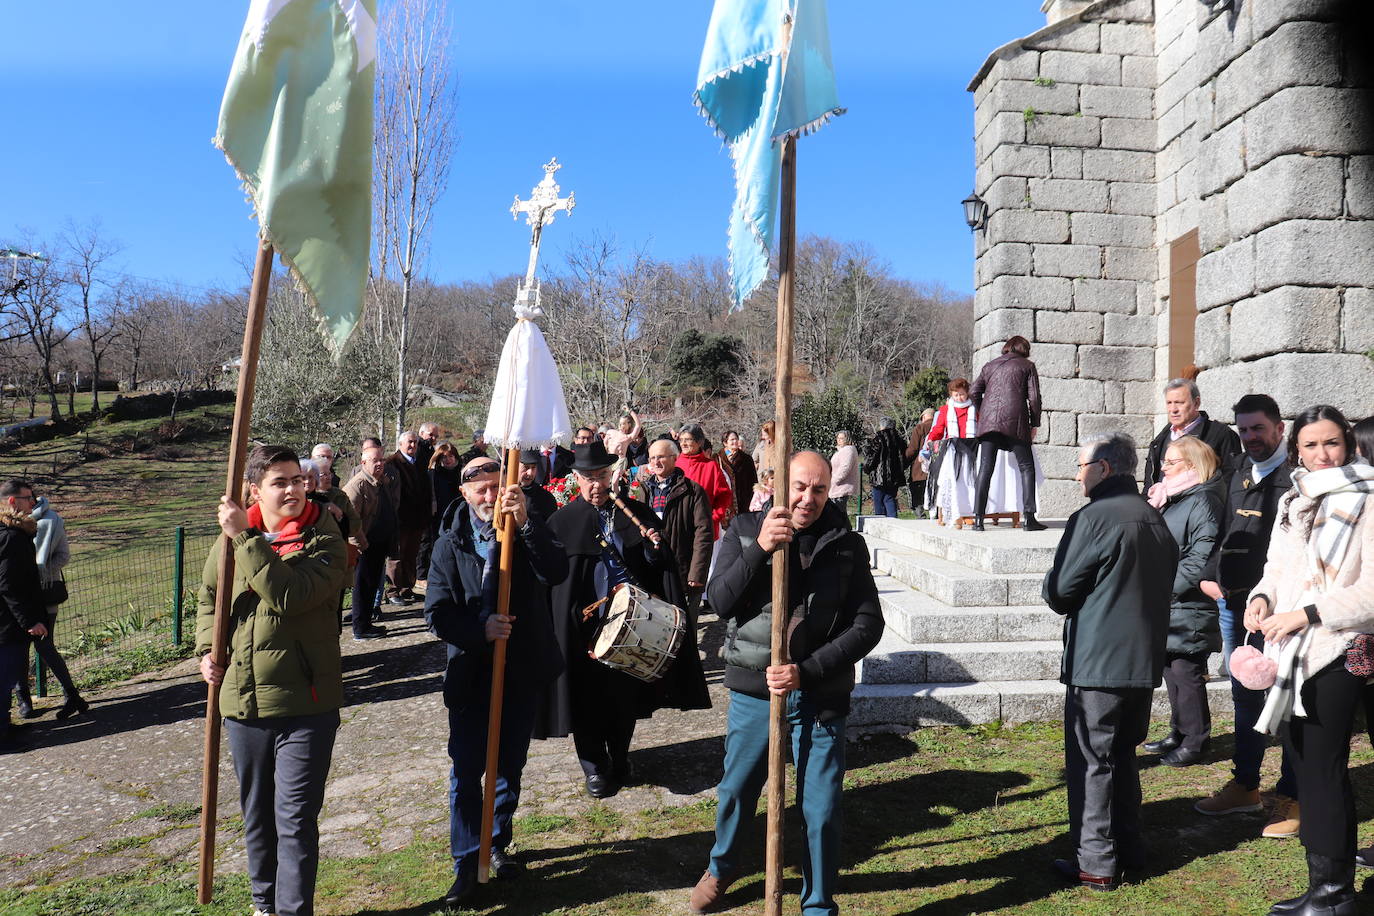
[{"xmin": 610, "ymin": 493, "xmax": 660, "ymax": 545}]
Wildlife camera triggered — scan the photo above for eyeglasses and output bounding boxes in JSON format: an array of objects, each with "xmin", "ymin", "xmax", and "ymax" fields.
[
  {"xmin": 461, "ymin": 461, "xmax": 501, "ymax": 482},
  {"xmin": 1161, "ymin": 458, "xmax": 1187, "ymax": 468},
  {"xmin": 1076, "ymin": 460, "xmax": 1103, "ymax": 469}
]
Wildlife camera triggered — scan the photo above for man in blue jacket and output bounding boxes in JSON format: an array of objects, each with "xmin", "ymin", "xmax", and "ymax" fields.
[
  {"xmin": 424, "ymin": 456, "xmax": 568, "ymax": 907},
  {"xmin": 1043, "ymin": 432, "xmax": 1178, "ymax": 891}
]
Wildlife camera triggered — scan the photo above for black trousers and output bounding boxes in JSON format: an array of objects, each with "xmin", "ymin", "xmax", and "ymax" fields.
[
  {"xmin": 1064, "ymin": 685, "xmax": 1151, "ymax": 877},
  {"xmin": 1286, "ymin": 660, "xmax": 1363, "ymax": 859},
  {"xmin": 1162, "ymin": 652, "xmax": 1211, "ymax": 752},
  {"xmin": 973, "ymin": 432, "xmax": 1037, "ymax": 516},
  {"xmin": 16, "ymin": 611, "xmax": 80, "ymax": 703},
  {"xmin": 569, "ymin": 651, "xmax": 639, "ymax": 780},
  {"xmin": 416, "ymin": 520, "xmax": 438, "ymax": 582},
  {"xmin": 352, "ymin": 541, "xmax": 389, "ymax": 636},
  {"xmin": 907, "ymin": 480, "xmax": 926, "ymax": 514}
]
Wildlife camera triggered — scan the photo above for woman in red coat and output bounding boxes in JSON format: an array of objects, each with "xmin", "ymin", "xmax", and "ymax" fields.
[{"xmin": 677, "ymin": 424, "xmax": 734, "ymax": 539}]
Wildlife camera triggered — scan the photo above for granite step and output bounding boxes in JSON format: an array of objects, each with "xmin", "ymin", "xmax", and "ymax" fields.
[
  {"xmin": 866, "ymin": 537, "xmax": 1044, "ymax": 607},
  {"xmin": 861, "ymin": 516, "xmax": 1062, "ymax": 575},
  {"xmin": 875, "ymin": 575, "xmax": 1063, "ymax": 643}
]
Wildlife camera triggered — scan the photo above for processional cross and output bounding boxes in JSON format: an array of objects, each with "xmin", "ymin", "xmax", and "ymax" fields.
[{"xmin": 510, "ymin": 158, "xmax": 576, "ymax": 310}]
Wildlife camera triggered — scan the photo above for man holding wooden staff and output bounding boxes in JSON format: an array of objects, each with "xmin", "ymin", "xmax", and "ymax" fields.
[
  {"xmin": 690, "ymin": 450, "xmax": 883, "ymax": 915},
  {"xmin": 423, "ymin": 455, "xmax": 567, "ymax": 906}
]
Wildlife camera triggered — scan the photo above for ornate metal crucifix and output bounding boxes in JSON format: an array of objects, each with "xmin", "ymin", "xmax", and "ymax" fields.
[{"xmin": 510, "ymin": 158, "xmax": 575, "ymax": 310}]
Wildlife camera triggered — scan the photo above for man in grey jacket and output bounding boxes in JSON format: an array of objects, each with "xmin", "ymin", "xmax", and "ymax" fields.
[{"xmin": 1042, "ymin": 433, "xmax": 1178, "ymax": 891}]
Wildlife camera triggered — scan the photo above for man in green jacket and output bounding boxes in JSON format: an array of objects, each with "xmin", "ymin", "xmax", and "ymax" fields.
[
  {"xmin": 198, "ymin": 444, "xmax": 346, "ymax": 916},
  {"xmin": 1043, "ymin": 432, "xmax": 1178, "ymax": 893}
]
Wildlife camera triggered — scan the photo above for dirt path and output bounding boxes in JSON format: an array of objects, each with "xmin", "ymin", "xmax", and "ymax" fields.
[{"xmin": 1, "ymin": 599, "xmax": 730, "ymax": 890}]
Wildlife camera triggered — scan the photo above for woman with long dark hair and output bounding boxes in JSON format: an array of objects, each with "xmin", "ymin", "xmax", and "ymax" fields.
[{"xmin": 1247, "ymin": 405, "xmax": 1374, "ymax": 916}]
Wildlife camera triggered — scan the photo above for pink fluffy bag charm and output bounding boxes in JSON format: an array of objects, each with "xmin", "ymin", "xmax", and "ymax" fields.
[{"xmin": 1230, "ymin": 632, "xmax": 1278, "ymax": 691}]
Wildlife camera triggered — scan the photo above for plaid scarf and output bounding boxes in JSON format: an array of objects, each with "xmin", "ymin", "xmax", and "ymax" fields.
[
  {"xmin": 1255, "ymin": 461, "xmax": 1374, "ymax": 735},
  {"xmin": 646, "ymin": 470, "xmax": 679, "ymax": 516}
]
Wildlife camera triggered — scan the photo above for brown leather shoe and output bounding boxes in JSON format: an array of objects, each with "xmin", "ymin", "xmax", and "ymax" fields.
[{"xmin": 689, "ymin": 869, "xmax": 733, "ymax": 914}]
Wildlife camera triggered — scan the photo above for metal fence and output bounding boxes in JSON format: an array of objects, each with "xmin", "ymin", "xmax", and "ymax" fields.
[{"xmin": 32, "ymin": 525, "xmax": 221, "ymax": 693}]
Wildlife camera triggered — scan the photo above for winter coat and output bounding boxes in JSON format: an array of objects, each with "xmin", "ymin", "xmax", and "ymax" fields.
[
  {"xmin": 521, "ymin": 483, "xmax": 559, "ymax": 523},
  {"xmin": 30, "ymin": 497, "xmax": 69, "ymax": 587},
  {"xmin": 1159, "ymin": 476, "xmax": 1224, "ymax": 656},
  {"xmin": 645, "ymin": 471, "xmax": 713, "ymax": 588},
  {"xmin": 1142, "ymin": 412, "xmax": 1243, "ymax": 488},
  {"xmin": 905, "ymin": 421, "xmax": 933, "ymax": 482},
  {"xmin": 829, "ymin": 445, "xmax": 860, "ymax": 498},
  {"xmin": 862, "ymin": 428, "xmax": 906, "ymax": 490},
  {"xmin": 386, "ymin": 452, "xmax": 433, "ymax": 527},
  {"xmin": 725, "ymin": 448, "xmax": 758, "ymax": 515},
  {"xmin": 707, "ymin": 501, "xmax": 884, "ymax": 719},
  {"xmin": 1042, "ymin": 475, "xmax": 1179, "ymax": 689},
  {"xmin": 344, "ymin": 468, "xmax": 395, "ymax": 552},
  {"xmin": 677, "ymin": 450, "xmax": 734, "ymax": 538},
  {"xmin": 1201, "ymin": 455, "xmax": 1294, "ymax": 602},
  {"xmin": 537, "ymin": 496, "xmax": 711, "ymax": 738},
  {"xmin": 0, "ymin": 510, "xmax": 44, "ymax": 645},
  {"xmin": 430, "ymin": 464, "xmax": 462, "ymax": 521},
  {"xmin": 970, "ymin": 352, "xmax": 1041, "ymax": 442},
  {"xmin": 196, "ymin": 509, "xmax": 347, "ymax": 720},
  {"xmin": 423, "ymin": 499, "xmax": 568, "ymax": 705}
]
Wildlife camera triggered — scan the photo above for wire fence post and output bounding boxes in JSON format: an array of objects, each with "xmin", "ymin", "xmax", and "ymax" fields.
[{"xmin": 173, "ymin": 526, "xmax": 185, "ymax": 647}]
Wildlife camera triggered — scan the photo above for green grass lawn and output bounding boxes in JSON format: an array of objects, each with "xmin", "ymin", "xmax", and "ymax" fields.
[{"xmin": 5, "ymin": 719, "xmax": 1371, "ymax": 915}]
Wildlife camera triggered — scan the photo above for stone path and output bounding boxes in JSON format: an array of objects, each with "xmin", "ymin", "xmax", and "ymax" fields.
[{"xmin": 0, "ymin": 598, "xmax": 730, "ymax": 891}]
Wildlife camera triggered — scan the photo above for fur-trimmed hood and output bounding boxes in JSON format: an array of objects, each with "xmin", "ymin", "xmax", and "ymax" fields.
[{"xmin": 0, "ymin": 508, "xmax": 36, "ymax": 536}]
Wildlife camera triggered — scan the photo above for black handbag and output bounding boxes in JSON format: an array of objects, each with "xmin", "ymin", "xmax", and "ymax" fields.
[{"xmin": 41, "ymin": 575, "xmax": 68, "ymax": 606}]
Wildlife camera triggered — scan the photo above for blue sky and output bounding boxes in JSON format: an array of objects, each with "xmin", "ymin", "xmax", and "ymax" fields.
[{"xmin": 2, "ymin": 2, "xmax": 1044, "ymax": 298}]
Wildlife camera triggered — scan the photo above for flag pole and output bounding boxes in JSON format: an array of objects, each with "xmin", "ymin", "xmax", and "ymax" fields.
[
  {"xmin": 478, "ymin": 446, "xmax": 522, "ymax": 883},
  {"xmin": 765, "ymin": 134, "xmax": 797, "ymax": 916},
  {"xmin": 198, "ymin": 240, "xmax": 274, "ymax": 904}
]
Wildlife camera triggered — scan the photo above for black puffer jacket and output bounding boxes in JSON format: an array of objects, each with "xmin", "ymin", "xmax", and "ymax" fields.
[
  {"xmin": 1160, "ymin": 476, "xmax": 1224, "ymax": 656},
  {"xmin": 1142, "ymin": 413, "xmax": 1242, "ymax": 487},
  {"xmin": 0, "ymin": 510, "xmax": 43, "ymax": 645},
  {"xmin": 970, "ymin": 352, "xmax": 1041, "ymax": 442},
  {"xmin": 863, "ymin": 428, "xmax": 907, "ymax": 489},
  {"xmin": 707, "ymin": 501, "xmax": 884, "ymax": 719}
]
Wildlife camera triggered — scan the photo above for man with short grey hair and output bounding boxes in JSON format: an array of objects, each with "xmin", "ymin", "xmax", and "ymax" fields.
[
  {"xmin": 385, "ymin": 431, "xmax": 431, "ymax": 604},
  {"xmin": 1142, "ymin": 378, "xmax": 1241, "ymax": 487},
  {"xmin": 1043, "ymin": 432, "xmax": 1178, "ymax": 891}
]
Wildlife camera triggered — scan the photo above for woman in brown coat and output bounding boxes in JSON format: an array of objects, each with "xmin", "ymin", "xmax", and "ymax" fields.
[
  {"xmin": 905, "ymin": 409, "xmax": 935, "ymax": 518},
  {"xmin": 969, "ymin": 335, "xmax": 1044, "ymax": 531}
]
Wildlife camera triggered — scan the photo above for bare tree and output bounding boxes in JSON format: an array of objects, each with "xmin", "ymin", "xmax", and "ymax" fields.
[
  {"xmin": 2, "ymin": 251, "xmax": 73, "ymax": 420},
  {"xmin": 62, "ymin": 221, "xmax": 124, "ymax": 413},
  {"xmin": 373, "ymin": 0, "xmax": 458, "ymax": 437}
]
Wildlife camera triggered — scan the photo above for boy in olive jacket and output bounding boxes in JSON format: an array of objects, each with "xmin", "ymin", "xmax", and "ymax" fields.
[{"xmin": 198, "ymin": 445, "xmax": 346, "ymax": 916}]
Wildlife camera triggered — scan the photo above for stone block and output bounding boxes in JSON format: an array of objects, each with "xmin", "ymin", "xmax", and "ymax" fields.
[
  {"xmin": 1194, "ymin": 1, "xmax": 1254, "ymax": 84},
  {"xmin": 1253, "ymin": 0, "xmax": 1351, "ymax": 45},
  {"xmin": 1155, "ymin": 53, "xmax": 1194, "ymax": 118},
  {"xmin": 1347, "ymin": 157, "xmax": 1374, "ymax": 219},
  {"xmin": 1036, "ymin": 310, "xmax": 1104, "ymax": 344},
  {"xmin": 1040, "ymin": 377, "xmax": 1105, "ymax": 414},
  {"xmin": 1037, "ymin": 478, "xmax": 1087, "ymax": 521},
  {"xmin": 1193, "ymin": 305, "xmax": 1231, "ymax": 368},
  {"xmin": 1090, "ymin": 0, "xmax": 1153, "ymax": 23},
  {"xmin": 1041, "ymin": 51, "xmax": 1122, "ymax": 87},
  {"xmin": 1033, "ymin": 243, "xmax": 1102, "ymax": 279},
  {"xmin": 1108, "ymin": 181, "xmax": 1154, "ymax": 217},
  {"xmin": 1214, "ymin": 22, "xmax": 1342, "ymax": 129},
  {"xmin": 1071, "ymin": 212, "xmax": 1153, "ymax": 248},
  {"xmin": 1032, "ymin": 342, "xmax": 1080, "ymax": 378},
  {"xmin": 1073, "ymin": 277, "xmax": 1140, "ymax": 314},
  {"xmin": 991, "ymin": 274, "xmax": 1073, "ymax": 312},
  {"xmin": 1080, "ymin": 85, "xmax": 1153, "ymax": 121},
  {"xmin": 1196, "ymin": 117, "xmax": 1246, "ymax": 197},
  {"xmin": 980, "ymin": 308, "xmax": 1038, "ymax": 343},
  {"xmin": 988, "ymin": 50, "xmax": 1043, "ymax": 84},
  {"xmin": 984, "ymin": 176, "xmax": 1031, "ymax": 212},
  {"xmin": 1033, "ymin": 443, "xmax": 1086, "ymax": 481},
  {"xmin": 1254, "ymin": 220, "xmax": 1374, "ymax": 291},
  {"xmin": 1230, "ymin": 286, "xmax": 1342, "ymax": 360},
  {"xmin": 1225, "ymin": 154, "xmax": 1344, "ymax": 241},
  {"xmin": 1100, "ymin": 21, "xmax": 1153, "ymax": 57},
  {"xmin": 1198, "ymin": 189, "xmax": 1230, "ymax": 253},
  {"xmin": 991, "ymin": 144, "xmax": 1052, "ymax": 179},
  {"xmin": 1195, "ymin": 361, "xmax": 1254, "ymax": 421},
  {"xmin": 1051, "ymin": 148, "xmax": 1084, "ymax": 179},
  {"xmin": 1026, "ymin": 113, "xmax": 1103, "ymax": 148},
  {"xmin": 1078, "ymin": 345, "xmax": 1156, "ymax": 380},
  {"xmin": 977, "ymin": 111, "xmax": 1028, "ymax": 152},
  {"xmin": 1121, "ymin": 55, "xmax": 1156, "ymax": 89},
  {"xmin": 1196, "ymin": 236, "xmax": 1255, "ymax": 311},
  {"xmin": 975, "ymin": 285, "xmax": 992, "ymax": 319},
  {"xmin": 1343, "ymin": 287, "xmax": 1374, "ymax": 352},
  {"xmin": 1104, "ymin": 246, "xmax": 1155, "ymax": 281},
  {"xmin": 1078, "ymin": 412, "xmax": 1157, "ymax": 443},
  {"xmin": 1029, "ymin": 178, "xmax": 1109, "ymax": 213},
  {"xmin": 1102, "ymin": 313, "xmax": 1155, "ymax": 346},
  {"xmin": 1256, "ymin": 352, "xmax": 1374, "ymax": 422},
  {"xmin": 1082, "ymin": 148, "xmax": 1154, "ymax": 182},
  {"xmin": 1047, "ymin": 410, "xmax": 1079, "ymax": 446},
  {"xmin": 1247, "ymin": 87, "xmax": 1374, "ymax": 173},
  {"xmin": 1158, "ymin": 91, "xmax": 1195, "ymax": 148},
  {"xmin": 1122, "ymin": 380, "xmax": 1158, "ymax": 415},
  {"xmin": 1101, "ymin": 117, "xmax": 1156, "ymax": 152},
  {"xmin": 988, "ymin": 209, "xmax": 1070, "ymax": 245},
  {"xmin": 1102, "ymin": 380, "xmax": 1124, "ymax": 413},
  {"xmin": 1025, "ymin": 22, "xmax": 1101, "ymax": 53},
  {"xmin": 993, "ymin": 79, "xmax": 1083, "ymax": 117},
  {"xmin": 986, "ymin": 241, "xmax": 1033, "ymax": 278}
]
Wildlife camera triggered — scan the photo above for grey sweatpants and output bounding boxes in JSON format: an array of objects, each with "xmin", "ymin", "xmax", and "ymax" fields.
[
  {"xmin": 225, "ymin": 710, "xmax": 339, "ymax": 916},
  {"xmin": 1064, "ymin": 686, "xmax": 1151, "ymax": 877}
]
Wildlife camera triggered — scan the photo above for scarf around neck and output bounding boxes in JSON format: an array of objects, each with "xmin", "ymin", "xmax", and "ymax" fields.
[
  {"xmin": 246, "ymin": 499, "xmax": 321, "ymax": 557},
  {"xmin": 941, "ymin": 398, "xmax": 976, "ymax": 439},
  {"xmin": 1292, "ymin": 461, "xmax": 1374, "ymax": 591},
  {"xmin": 1147, "ymin": 468, "xmax": 1201, "ymax": 509}
]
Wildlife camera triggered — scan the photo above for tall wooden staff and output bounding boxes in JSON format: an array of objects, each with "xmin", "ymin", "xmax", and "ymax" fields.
[{"xmin": 197, "ymin": 242, "xmax": 274, "ymax": 903}]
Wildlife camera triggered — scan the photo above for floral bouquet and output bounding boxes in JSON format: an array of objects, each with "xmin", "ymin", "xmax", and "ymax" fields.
[{"xmin": 546, "ymin": 475, "xmax": 580, "ymax": 508}]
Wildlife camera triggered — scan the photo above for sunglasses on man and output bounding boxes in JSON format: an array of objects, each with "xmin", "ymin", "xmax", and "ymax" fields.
[{"xmin": 461, "ymin": 461, "xmax": 502, "ymax": 483}]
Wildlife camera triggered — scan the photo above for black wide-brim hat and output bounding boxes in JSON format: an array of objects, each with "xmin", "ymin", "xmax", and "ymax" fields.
[{"xmin": 571, "ymin": 441, "xmax": 616, "ymax": 472}]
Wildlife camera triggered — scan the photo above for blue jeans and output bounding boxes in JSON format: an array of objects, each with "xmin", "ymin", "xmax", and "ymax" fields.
[
  {"xmin": 1222, "ymin": 594, "xmax": 1297, "ymax": 797},
  {"xmin": 448, "ymin": 683, "xmax": 538, "ymax": 873},
  {"xmin": 709, "ymin": 690, "xmax": 846, "ymax": 916},
  {"xmin": 870, "ymin": 486, "xmax": 899, "ymax": 518}
]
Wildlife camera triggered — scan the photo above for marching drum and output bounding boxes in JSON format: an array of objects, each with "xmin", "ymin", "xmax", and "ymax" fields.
[{"xmin": 590, "ymin": 583, "xmax": 685, "ymax": 683}]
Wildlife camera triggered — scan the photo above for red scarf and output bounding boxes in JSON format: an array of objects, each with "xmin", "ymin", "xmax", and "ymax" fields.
[{"xmin": 246, "ymin": 499, "xmax": 321, "ymax": 556}]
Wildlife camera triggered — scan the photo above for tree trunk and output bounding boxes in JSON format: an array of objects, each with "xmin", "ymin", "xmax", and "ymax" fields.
[
  {"xmin": 395, "ymin": 273, "xmax": 411, "ymax": 438},
  {"xmin": 91, "ymin": 358, "xmax": 101, "ymax": 414}
]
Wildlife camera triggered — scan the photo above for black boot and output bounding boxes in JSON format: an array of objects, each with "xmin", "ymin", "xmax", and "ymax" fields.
[
  {"xmin": 1023, "ymin": 512, "xmax": 1047, "ymax": 532},
  {"xmin": 1269, "ymin": 851, "xmax": 1357, "ymax": 915},
  {"xmin": 971, "ymin": 515, "xmax": 985, "ymax": 532},
  {"xmin": 15, "ymin": 684, "xmax": 37, "ymax": 719}
]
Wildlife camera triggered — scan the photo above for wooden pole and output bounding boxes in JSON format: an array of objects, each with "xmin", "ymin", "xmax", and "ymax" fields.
[
  {"xmin": 764, "ymin": 134, "xmax": 797, "ymax": 916},
  {"xmin": 478, "ymin": 446, "xmax": 521, "ymax": 883},
  {"xmin": 198, "ymin": 241, "xmax": 274, "ymax": 904}
]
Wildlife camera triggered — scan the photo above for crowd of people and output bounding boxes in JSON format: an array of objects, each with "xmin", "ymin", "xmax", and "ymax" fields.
[{"xmin": 4, "ymin": 351, "xmax": 1374, "ymax": 915}]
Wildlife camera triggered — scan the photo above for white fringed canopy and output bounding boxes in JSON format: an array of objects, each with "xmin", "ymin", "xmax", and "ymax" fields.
[{"xmin": 483, "ymin": 305, "xmax": 572, "ymax": 450}]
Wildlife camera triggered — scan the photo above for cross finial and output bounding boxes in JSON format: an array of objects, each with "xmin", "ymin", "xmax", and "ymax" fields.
[{"xmin": 510, "ymin": 159, "xmax": 576, "ymax": 314}]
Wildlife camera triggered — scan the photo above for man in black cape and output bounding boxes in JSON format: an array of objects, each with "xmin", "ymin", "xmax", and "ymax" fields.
[{"xmin": 538, "ymin": 441, "xmax": 711, "ymax": 798}]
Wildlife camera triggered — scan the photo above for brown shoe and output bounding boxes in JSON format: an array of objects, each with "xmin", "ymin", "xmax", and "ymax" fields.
[
  {"xmin": 1195, "ymin": 779, "xmax": 1263, "ymax": 816},
  {"xmin": 1262, "ymin": 797, "xmax": 1300, "ymax": 838},
  {"xmin": 689, "ymin": 869, "xmax": 733, "ymax": 914}
]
